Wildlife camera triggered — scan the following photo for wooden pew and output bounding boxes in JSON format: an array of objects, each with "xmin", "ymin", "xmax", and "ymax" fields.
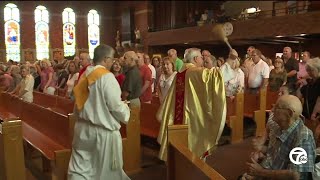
[
  {"xmin": 266, "ymin": 90, "xmax": 278, "ymax": 111},
  {"xmin": 167, "ymin": 125, "xmax": 226, "ymax": 180},
  {"xmin": 33, "ymin": 91, "xmax": 74, "ymax": 115},
  {"xmin": 0, "ymin": 119, "xmax": 26, "ymax": 180},
  {"xmin": 2, "ymin": 93, "xmax": 141, "ymax": 176},
  {"xmin": 253, "ymin": 89, "xmax": 267, "ymax": 137},
  {"xmin": 226, "ymin": 93, "xmax": 244, "ymax": 144},
  {"xmin": 0, "ymin": 93, "xmax": 71, "ymax": 180},
  {"xmin": 243, "ymin": 89, "xmax": 267, "ymax": 137},
  {"xmin": 140, "ymin": 102, "xmax": 161, "ymax": 138}
]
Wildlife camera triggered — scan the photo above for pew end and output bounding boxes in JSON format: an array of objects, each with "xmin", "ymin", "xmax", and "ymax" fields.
[
  {"xmin": 168, "ymin": 125, "xmax": 188, "ymax": 147},
  {"xmin": 0, "ymin": 119, "xmax": 26, "ymax": 180},
  {"xmin": 51, "ymin": 149, "xmax": 71, "ymax": 180},
  {"xmin": 167, "ymin": 138, "xmax": 226, "ymax": 180},
  {"xmin": 123, "ymin": 106, "xmax": 141, "ymax": 175},
  {"xmin": 229, "ymin": 93, "xmax": 244, "ymax": 144}
]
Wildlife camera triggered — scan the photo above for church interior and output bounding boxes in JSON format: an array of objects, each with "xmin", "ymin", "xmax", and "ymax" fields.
[{"xmin": 0, "ymin": 1, "xmax": 320, "ymax": 180}]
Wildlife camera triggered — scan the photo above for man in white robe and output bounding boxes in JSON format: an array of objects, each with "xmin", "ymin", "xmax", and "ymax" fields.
[{"xmin": 68, "ymin": 44, "xmax": 130, "ymax": 180}]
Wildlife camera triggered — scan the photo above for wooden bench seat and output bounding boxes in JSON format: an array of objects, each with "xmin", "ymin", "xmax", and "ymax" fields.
[{"xmin": 226, "ymin": 93, "xmax": 244, "ymax": 144}]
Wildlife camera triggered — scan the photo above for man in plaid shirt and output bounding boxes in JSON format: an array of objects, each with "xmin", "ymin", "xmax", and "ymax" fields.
[{"xmin": 242, "ymin": 95, "xmax": 316, "ymax": 180}]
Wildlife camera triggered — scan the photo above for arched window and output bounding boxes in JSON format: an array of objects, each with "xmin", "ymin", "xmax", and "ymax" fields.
[
  {"xmin": 88, "ymin": 9, "xmax": 100, "ymax": 59},
  {"xmin": 4, "ymin": 3, "xmax": 20, "ymax": 62},
  {"xmin": 35, "ymin": 5, "xmax": 49, "ymax": 60},
  {"xmin": 62, "ymin": 8, "xmax": 76, "ymax": 57}
]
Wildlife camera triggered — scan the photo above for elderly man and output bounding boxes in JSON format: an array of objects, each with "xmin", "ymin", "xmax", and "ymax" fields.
[
  {"xmin": 78, "ymin": 52, "xmax": 92, "ymax": 80},
  {"xmin": 69, "ymin": 44, "xmax": 130, "ymax": 180},
  {"xmin": 157, "ymin": 48, "xmax": 226, "ymax": 161},
  {"xmin": 247, "ymin": 49, "xmax": 269, "ymax": 94},
  {"xmin": 121, "ymin": 51, "xmax": 142, "ymax": 108},
  {"xmin": 168, "ymin": 49, "xmax": 184, "ymax": 72},
  {"xmin": 243, "ymin": 95, "xmax": 315, "ymax": 180},
  {"xmin": 10, "ymin": 65, "xmax": 34, "ymax": 103},
  {"xmin": 204, "ymin": 55, "xmax": 217, "ymax": 69},
  {"xmin": 282, "ymin": 47, "xmax": 299, "ymax": 94}
]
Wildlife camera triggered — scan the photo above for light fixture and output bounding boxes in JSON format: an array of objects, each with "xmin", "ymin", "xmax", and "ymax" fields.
[
  {"xmin": 184, "ymin": 42, "xmax": 188, "ymax": 44},
  {"xmin": 300, "ymin": 33, "xmax": 307, "ymax": 36},
  {"xmin": 276, "ymin": 35, "xmax": 284, "ymax": 38},
  {"xmin": 246, "ymin": 7, "xmax": 257, "ymax": 14}
]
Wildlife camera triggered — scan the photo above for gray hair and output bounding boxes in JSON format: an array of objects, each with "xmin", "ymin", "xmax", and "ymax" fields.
[
  {"xmin": 276, "ymin": 95, "xmax": 302, "ymax": 120},
  {"xmin": 306, "ymin": 57, "xmax": 320, "ymax": 73},
  {"xmin": 207, "ymin": 55, "xmax": 217, "ymax": 67},
  {"xmin": 185, "ymin": 48, "xmax": 201, "ymax": 63},
  {"xmin": 93, "ymin": 44, "xmax": 115, "ymax": 64}
]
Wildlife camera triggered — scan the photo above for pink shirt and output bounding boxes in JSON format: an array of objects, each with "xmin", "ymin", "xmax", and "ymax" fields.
[
  {"xmin": 40, "ymin": 67, "xmax": 56, "ymax": 90},
  {"xmin": 298, "ymin": 62, "xmax": 308, "ymax": 79}
]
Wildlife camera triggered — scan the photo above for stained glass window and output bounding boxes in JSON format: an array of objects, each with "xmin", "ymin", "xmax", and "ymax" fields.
[
  {"xmin": 4, "ymin": 3, "xmax": 20, "ymax": 62},
  {"xmin": 62, "ymin": 8, "xmax": 76, "ymax": 57},
  {"xmin": 35, "ymin": 5, "xmax": 49, "ymax": 60},
  {"xmin": 88, "ymin": 10, "xmax": 100, "ymax": 59}
]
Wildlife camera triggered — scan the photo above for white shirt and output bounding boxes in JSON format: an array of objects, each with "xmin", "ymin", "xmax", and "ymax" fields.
[
  {"xmin": 148, "ymin": 64, "xmax": 156, "ymax": 92},
  {"xmin": 159, "ymin": 72, "xmax": 177, "ymax": 103},
  {"xmin": 78, "ymin": 65, "xmax": 130, "ymax": 130},
  {"xmin": 19, "ymin": 74, "xmax": 34, "ymax": 103},
  {"xmin": 226, "ymin": 68, "xmax": 245, "ymax": 96},
  {"xmin": 248, "ymin": 59, "xmax": 270, "ymax": 88},
  {"xmin": 66, "ymin": 73, "xmax": 79, "ymax": 95},
  {"xmin": 220, "ymin": 61, "xmax": 235, "ymax": 83}
]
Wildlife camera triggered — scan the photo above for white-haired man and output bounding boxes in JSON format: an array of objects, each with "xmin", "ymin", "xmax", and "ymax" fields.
[
  {"xmin": 242, "ymin": 95, "xmax": 315, "ymax": 180},
  {"xmin": 157, "ymin": 47, "xmax": 226, "ymax": 162}
]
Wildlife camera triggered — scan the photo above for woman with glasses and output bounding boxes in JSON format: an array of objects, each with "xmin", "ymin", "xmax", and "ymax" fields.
[{"xmin": 268, "ymin": 58, "xmax": 287, "ymax": 92}]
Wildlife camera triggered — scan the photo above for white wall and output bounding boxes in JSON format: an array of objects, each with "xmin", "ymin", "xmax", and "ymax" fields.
[{"xmin": 223, "ymin": 1, "xmax": 274, "ymax": 17}]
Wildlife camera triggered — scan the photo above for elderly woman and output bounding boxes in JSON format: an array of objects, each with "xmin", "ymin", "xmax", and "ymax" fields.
[
  {"xmin": 297, "ymin": 57, "xmax": 320, "ymax": 121},
  {"xmin": 157, "ymin": 56, "xmax": 177, "ymax": 103},
  {"xmin": 268, "ymin": 58, "xmax": 287, "ymax": 92},
  {"xmin": 10, "ymin": 65, "xmax": 35, "ymax": 102},
  {"xmin": 37, "ymin": 59, "xmax": 56, "ymax": 95}
]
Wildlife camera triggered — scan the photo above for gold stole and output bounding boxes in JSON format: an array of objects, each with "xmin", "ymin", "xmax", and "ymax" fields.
[{"xmin": 73, "ymin": 67, "xmax": 110, "ymax": 111}]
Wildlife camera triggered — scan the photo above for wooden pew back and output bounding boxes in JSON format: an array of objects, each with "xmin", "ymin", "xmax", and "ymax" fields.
[
  {"xmin": 20, "ymin": 100, "xmax": 70, "ymax": 148},
  {"xmin": 0, "ymin": 120, "xmax": 26, "ymax": 180},
  {"xmin": 140, "ymin": 102, "xmax": 161, "ymax": 138},
  {"xmin": 167, "ymin": 125, "xmax": 225, "ymax": 180},
  {"xmin": 243, "ymin": 92, "xmax": 259, "ymax": 118},
  {"xmin": 266, "ymin": 90, "xmax": 278, "ymax": 110}
]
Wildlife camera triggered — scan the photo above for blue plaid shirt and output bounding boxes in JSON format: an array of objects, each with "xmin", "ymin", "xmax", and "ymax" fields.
[{"xmin": 261, "ymin": 117, "xmax": 315, "ymax": 179}]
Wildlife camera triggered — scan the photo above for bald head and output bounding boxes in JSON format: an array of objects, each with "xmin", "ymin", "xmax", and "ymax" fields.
[
  {"xmin": 276, "ymin": 95, "xmax": 302, "ymax": 119},
  {"xmin": 124, "ymin": 51, "xmax": 138, "ymax": 67}
]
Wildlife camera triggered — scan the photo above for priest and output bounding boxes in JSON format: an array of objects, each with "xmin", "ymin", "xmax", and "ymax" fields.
[{"xmin": 157, "ymin": 48, "xmax": 226, "ymax": 161}]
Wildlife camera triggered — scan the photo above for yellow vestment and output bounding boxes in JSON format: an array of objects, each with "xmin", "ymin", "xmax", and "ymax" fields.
[
  {"xmin": 73, "ymin": 67, "xmax": 110, "ymax": 111},
  {"xmin": 157, "ymin": 64, "xmax": 226, "ymax": 161}
]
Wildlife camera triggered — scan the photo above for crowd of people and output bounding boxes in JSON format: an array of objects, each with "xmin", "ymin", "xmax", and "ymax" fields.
[{"xmin": 0, "ymin": 43, "xmax": 319, "ymax": 179}]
